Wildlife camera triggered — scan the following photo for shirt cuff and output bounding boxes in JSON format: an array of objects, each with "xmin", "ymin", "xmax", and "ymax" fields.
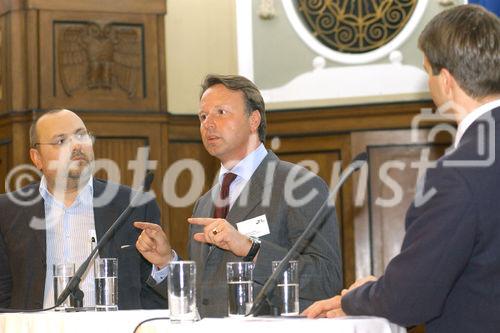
[{"xmin": 150, "ymin": 249, "xmax": 178, "ymax": 284}]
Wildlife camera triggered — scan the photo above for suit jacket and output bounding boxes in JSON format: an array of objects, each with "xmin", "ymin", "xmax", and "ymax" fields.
[
  {"xmin": 190, "ymin": 151, "xmax": 342, "ymax": 317},
  {"xmin": 0, "ymin": 178, "xmax": 167, "ymax": 310},
  {"xmin": 342, "ymin": 106, "xmax": 500, "ymax": 332}
]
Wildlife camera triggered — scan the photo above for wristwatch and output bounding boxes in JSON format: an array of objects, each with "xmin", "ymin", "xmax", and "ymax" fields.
[{"xmin": 242, "ymin": 236, "xmax": 261, "ymax": 262}]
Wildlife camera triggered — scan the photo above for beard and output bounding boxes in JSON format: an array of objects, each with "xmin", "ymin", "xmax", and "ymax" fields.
[{"xmin": 67, "ymin": 150, "xmax": 94, "ymax": 183}]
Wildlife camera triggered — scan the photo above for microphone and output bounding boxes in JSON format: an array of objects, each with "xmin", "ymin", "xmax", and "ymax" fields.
[
  {"xmin": 54, "ymin": 171, "xmax": 155, "ymax": 308},
  {"xmin": 247, "ymin": 153, "xmax": 368, "ymax": 316}
]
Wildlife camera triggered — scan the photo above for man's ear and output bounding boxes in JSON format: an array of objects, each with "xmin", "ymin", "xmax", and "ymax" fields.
[
  {"xmin": 439, "ymin": 68, "xmax": 454, "ymax": 98},
  {"xmin": 30, "ymin": 148, "xmax": 43, "ymax": 170},
  {"xmin": 250, "ymin": 110, "xmax": 261, "ymax": 132}
]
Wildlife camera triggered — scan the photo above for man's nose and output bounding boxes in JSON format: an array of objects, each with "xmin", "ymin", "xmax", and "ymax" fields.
[
  {"xmin": 69, "ymin": 136, "xmax": 83, "ymax": 149},
  {"xmin": 202, "ymin": 114, "xmax": 216, "ymax": 129}
]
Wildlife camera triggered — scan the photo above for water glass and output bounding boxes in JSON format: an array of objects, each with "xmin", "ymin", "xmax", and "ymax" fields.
[
  {"xmin": 94, "ymin": 258, "xmax": 118, "ymax": 311},
  {"xmin": 226, "ymin": 261, "xmax": 254, "ymax": 316},
  {"xmin": 53, "ymin": 263, "xmax": 76, "ymax": 311},
  {"xmin": 272, "ymin": 260, "xmax": 299, "ymax": 316},
  {"xmin": 167, "ymin": 261, "xmax": 197, "ymax": 323}
]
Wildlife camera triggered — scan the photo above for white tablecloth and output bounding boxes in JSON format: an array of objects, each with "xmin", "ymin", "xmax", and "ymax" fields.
[{"xmin": 0, "ymin": 310, "xmax": 406, "ymax": 333}]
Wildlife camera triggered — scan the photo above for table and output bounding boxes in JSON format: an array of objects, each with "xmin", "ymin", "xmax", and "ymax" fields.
[{"xmin": 0, "ymin": 310, "xmax": 406, "ymax": 333}]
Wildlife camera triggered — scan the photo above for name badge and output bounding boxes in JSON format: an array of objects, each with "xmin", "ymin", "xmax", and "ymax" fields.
[{"xmin": 236, "ymin": 214, "xmax": 270, "ymax": 238}]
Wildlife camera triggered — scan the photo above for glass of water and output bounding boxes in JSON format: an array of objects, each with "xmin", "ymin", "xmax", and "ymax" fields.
[
  {"xmin": 94, "ymin": 258, "xmax": 118, "ymax": 311},
  {"xmin": 272, "ymin": 260, "xmax": 299, "ymax": 316},
  {"xmin": 53, "ymin": 263, "xmax": 76, "ymax": 311},
  {"xmin": 168, "ymin": 261, "xmax": 197, "ymax": 323},
  {"xmin": 226, "ymin": 261, "xmax": 254, "ymax": 316}
]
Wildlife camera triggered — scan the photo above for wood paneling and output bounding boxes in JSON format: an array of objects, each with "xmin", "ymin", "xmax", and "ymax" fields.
[
  {"xmin": 0, "ymin": 16, "xmax": 5, "ymax": 113},
  {"xmin": 39, "ymin": 11, "xmax": 161, "ymax": 111},
  {"xmin": 266, "ymin": 101, "xmax": 433, "ymax": 136},
  {"xmin": 25, "ymin": 0, "xmax": 166, "ymax": 15},
  {"xmin": 0, "ymin": 140, "xmax": 10, "ymax": 193},
  {"xmin": 352, "ymin": 129, "xmax": 451, "ymax": 278},
  {"xmin": 0, "ymin": 0, "xmax": 166, "ymax": 20},
  {"xmin": 93, "ymin": 137, "xmax": 149, "ymax": 188}
]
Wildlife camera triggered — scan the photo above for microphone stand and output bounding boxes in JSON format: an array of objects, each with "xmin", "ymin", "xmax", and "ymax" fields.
[
  {"xmin": 55, "ymin": 171, "xmax": 155, "ymax": 309},
  {"xmin": 247, "ymin": 153, "xmax": 368, "ymax": 317}
]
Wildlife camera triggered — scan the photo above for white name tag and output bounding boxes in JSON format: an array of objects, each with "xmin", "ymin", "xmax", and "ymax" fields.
[{"xmin": 236, "ymin": 214, "xmax": 270, "ymax": 238}]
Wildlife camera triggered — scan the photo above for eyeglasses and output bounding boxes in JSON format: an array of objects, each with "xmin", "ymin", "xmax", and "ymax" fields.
[{"xmin": 33, "ymin": 131, "xmax": 95, "ymax": 148}]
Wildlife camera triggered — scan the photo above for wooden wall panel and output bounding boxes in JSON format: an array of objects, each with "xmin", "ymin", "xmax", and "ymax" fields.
[
  {"xmin": 0, "ymin": 141, "xmax": 10, "ymax": 193},
  {"xmin": 22, "ymin": 0, "xmax": 166, "ymax": 15},
  {"xmin": 38, "ymin": 11, "xmax": 161, "ymax": 111},
  {"xmin": 93, "ymin": 137, "xmax": 149, "ymax": 188},
  {"xmin": 352, "ymin": 129, "xmax": 451, "ymax": 278},
  {"xmin": 0, "ymin": 16, "xmax": 5, "ymax": 113}
]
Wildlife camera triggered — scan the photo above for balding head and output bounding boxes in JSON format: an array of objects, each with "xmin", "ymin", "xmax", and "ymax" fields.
[{"xmin": 29, "ymin": 109, "xmax": 95, "ymax": 191}]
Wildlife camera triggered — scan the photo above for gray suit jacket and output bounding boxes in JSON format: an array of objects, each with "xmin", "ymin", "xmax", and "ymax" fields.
[{"xmin": 190, "ymin": 151, "xmax": 342, "ymax": 317}]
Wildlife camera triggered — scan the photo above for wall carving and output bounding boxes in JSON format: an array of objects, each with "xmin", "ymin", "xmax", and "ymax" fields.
[
  {"xmin": 57, "ymin": 22, "xmax": 143, "ymax": 98},
  {"xmin": 296, "ymin": 0, "xmax": 417, "ymax": 53}
]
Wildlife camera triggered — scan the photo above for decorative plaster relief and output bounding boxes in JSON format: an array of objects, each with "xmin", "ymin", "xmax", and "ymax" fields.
[{"xmin": 57, "ymin": 22, "xmax": 143, "ymax": 98}]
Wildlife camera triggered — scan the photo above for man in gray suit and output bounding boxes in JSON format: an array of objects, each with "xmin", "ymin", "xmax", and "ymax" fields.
[{"xmin": 135, "ymin": 74, "xmax": 342, "ymax": 317}]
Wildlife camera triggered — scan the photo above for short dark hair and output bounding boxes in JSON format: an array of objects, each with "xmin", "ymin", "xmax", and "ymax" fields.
[
  {"xmin": 200, "ymin": 74, "xmax": 267, "ymax": 142},
  {"xmin": 418, "ymin": 4, "xmax": 500, "ymax": 99},
  {"xmin": 29, "ymin": 109, "xmax": 67, "ymax": 148}
]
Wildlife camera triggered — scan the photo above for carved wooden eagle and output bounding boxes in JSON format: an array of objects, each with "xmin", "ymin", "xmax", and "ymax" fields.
[{"xmin": 58, "ymin": 23, "xmax": 142, "ymax": 98}]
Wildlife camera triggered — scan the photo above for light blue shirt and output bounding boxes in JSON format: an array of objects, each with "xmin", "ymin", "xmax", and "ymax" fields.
[
  {"xmin": 40, "ymin": 177, "xmax": 163, "ymax": 307},
  {"xmin": 41, "ymin": 176, "xmax": 97, "ymax": 308},
  {"xmin": 218, "ymin": 143, "xmax": 268, "ymax": 209}
]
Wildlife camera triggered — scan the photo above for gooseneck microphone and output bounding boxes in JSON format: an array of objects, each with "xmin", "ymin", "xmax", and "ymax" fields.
[
  {"xmin": 247, "ymin": 152, "xmax": 368, "ymax": 317},
  {"xmin": 0, "ymin": 171, "xmax": 155, "ymax": 313},
  {"xmin": 55, "ymin": 171, "xmax": 155, "ymax": 308}
]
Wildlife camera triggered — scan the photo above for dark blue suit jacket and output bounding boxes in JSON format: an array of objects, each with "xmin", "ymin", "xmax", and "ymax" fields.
[
  {"xmin": 0, "ymin": 178, "xmax": 167, "ymax": 310},
  {"xmin": 342, "ymin": 106, "xmax": 500, "ymax": 332}
]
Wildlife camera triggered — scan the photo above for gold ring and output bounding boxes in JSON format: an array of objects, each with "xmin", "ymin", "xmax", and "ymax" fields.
[{"xmin": 212, "ymin": 228, "xmax": 218, "ymax": 236}]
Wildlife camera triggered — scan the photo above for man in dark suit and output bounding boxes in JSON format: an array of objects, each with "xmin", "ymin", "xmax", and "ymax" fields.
[
  {"xmin": 303, "ymin": 5, "xmax": 500, "ymax": 332},
  {"xmin": 135, "ymin": 74, "xmax": 342, "ymax": 317},
  {"xmin": 0, "ymin": 109, "xmax": 166, "ymax": 310}
]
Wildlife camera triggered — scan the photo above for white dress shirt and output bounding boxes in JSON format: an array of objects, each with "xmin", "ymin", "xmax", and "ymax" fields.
[{"xmin": 454, "ymin": 99, "xmax": 500, "ymax": 148}]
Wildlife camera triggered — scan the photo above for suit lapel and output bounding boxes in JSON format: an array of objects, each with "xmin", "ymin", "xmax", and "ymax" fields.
[
  {"xmin": 29, "ymin": 197, "xmax": 47, "ymax": 264},
  {"xmin": 192, "ymin": 194, "xmax": 216, "ymax": 264},
  {"xmin": 226, "ymin": 151, "xmax": 278, "ymax": 225},
  {"xmin": 204, "ymin": 152, "xmax": 279, "ymax": 262},
  {"xmin": 93, "ymin": 180, "xmax": 122, "ymax": 258}
]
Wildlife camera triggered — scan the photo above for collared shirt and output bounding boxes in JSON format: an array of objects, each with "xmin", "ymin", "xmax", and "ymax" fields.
[
  {"xmin": 218, "ymin": 143, "xmax": 268, "ymax": 209},
  {"xmin": 40, "ymin": 177, "xmax": 166, "ymax": 305},
  {"xmin": 454, "ymin": 99, "xmax": 500, "ymax": 148},
  {"xmin": 150, "ymin": 144, "xmax": 269, "ymax": 284},
  {"xmin": 41, "ymin": 176, "xmax": 97, "ymax": 308}
]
